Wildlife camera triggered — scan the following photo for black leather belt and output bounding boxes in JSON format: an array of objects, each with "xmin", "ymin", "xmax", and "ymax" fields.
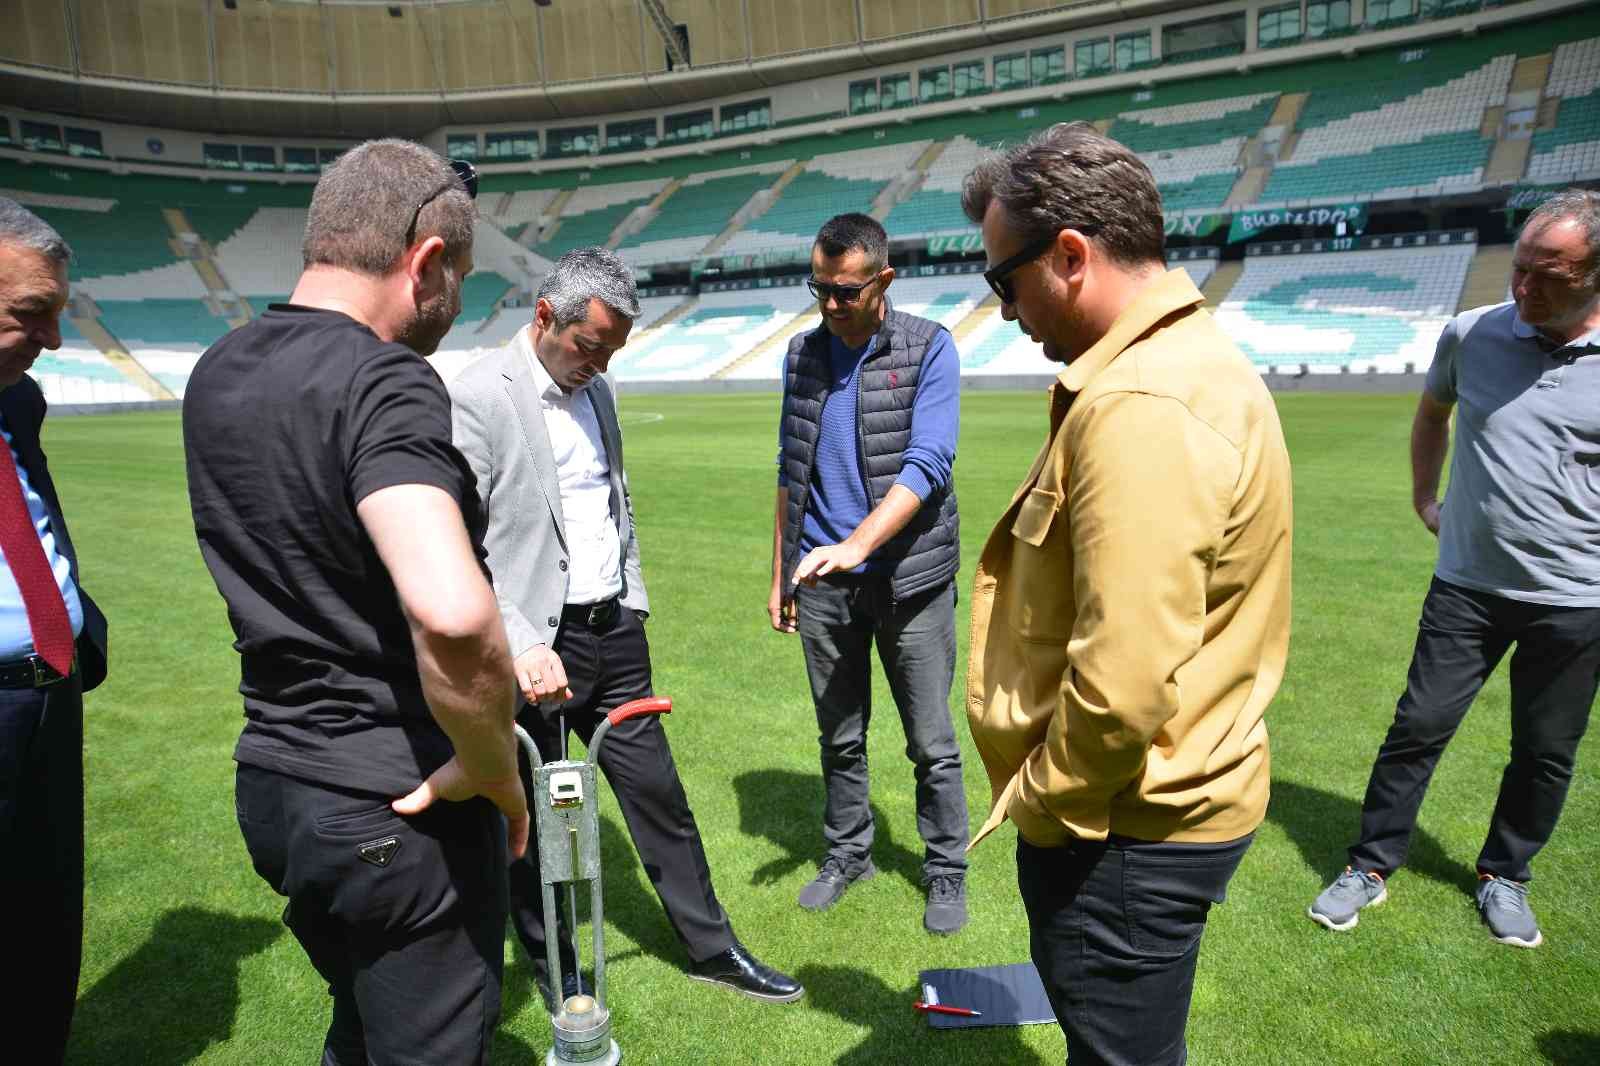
[
  {"xmin": 562, "ymin": 597, "xmax": 620, "ymax": 629},
  {"xmin": 0, "ymin": 654, "xmax": 71, "ymax": 690}
]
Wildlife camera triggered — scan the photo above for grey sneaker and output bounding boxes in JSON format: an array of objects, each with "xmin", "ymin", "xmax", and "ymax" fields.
[
  {"xmin": 1476, "ymin": 875, "xmax": 1542, "ymax": 948},
  {"xmin": 923, "ymin": 874, "xmax": 968, "ymax": 935},
  {"xmin": 1308, "ymin": 867, "xmax": 1387, "ymax": 931},
  {"xmin": 797, "ymin": 857, "xmax": 875, "ymax": 911}
]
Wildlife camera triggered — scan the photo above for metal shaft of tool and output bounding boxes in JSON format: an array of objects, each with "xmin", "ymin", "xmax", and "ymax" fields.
[
  {"xmin": 566, "ymin": 827, "xmax": 581, "ymax": 995},
  {"xmin": 540, "ymin": 879, "xmax": 564, "ymax": 1004},
  {"xmin": 587, "ymin": 718, "xmax": 622, "ymax": 1010},
  {"xmin": 591, "ymin": 857, "xmax": 606, "ymax": 1009}
]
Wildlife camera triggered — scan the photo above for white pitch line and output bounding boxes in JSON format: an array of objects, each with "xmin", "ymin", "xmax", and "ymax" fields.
[{"xmin": 619, "ymin": 411, "xmax": 665, "ymax": 426}]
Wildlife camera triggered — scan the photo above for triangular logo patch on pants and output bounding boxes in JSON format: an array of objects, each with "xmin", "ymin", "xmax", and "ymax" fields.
[{"xmin": 358, "ymin": 836, "xmax": 401, "ymax": 867}]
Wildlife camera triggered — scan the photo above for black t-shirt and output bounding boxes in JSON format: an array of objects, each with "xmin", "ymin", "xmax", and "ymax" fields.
[{"xmin": 184, "ymin": 305, "xmax": 485, "ymax": 795}]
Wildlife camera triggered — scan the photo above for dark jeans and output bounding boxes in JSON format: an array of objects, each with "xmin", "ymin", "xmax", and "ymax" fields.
[
  {"xmin": 796, "ymin": 575, "xmax": 969, "ymax": 879},
  {"xmin": 510, "ymin": 604, "xmax": 733, "ymax": 989},
  {"xmin": 0, "ymin": 676, "xmax": 83, "ymax": 1066},
  {"xmin": 1349, "ymin": 577, "xmax": 1600, "ymax": 883},
  {"xmin": 235, "ymin": 765, "xmax": 508, "ymax": 1066},
  {"xmin": 1018, "ymin": 833, "xmax": 1252, "ymax": 1066}
]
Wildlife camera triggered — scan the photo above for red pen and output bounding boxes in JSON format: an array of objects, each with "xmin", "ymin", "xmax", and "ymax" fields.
[{"xmin": 914, "ymin": 1001, "xmax": 983, "ymax": 1018}]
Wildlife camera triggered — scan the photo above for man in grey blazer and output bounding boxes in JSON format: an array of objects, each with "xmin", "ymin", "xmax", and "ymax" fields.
[{"xmin": 448, "ymin": 247, "xmax": 802, "ymax": 1007}]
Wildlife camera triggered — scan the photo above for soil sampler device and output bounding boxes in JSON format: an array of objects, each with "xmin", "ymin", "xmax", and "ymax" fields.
[{"xmin": 514, "ymin": 695, "xmax": 673, "ymax": 1066}]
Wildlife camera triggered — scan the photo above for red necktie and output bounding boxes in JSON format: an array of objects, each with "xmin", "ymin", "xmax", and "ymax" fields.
[{"xmin": 0, "ymin": 451, "xmax": 74, "ymax": 676}]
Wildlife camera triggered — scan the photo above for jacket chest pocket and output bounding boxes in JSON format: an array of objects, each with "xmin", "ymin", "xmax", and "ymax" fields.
[{"xmin": 1005, "ymin": 486, "xmax": 1075, "ymax": 643}]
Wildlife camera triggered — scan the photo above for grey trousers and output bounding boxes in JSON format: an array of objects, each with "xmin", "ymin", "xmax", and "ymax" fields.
[{"xmin": 796, "ymin": 574, "xmax": 969, "ymax": 879}]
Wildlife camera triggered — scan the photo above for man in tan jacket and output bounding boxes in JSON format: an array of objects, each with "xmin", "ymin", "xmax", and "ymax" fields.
[{"xmin": 960, "ymin": 123, "xmax": 1293, "ymax": 1066}]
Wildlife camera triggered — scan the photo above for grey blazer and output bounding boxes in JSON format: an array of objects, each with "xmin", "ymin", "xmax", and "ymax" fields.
[{"xmin": 447, "ymin": 330, "xmax": 648, "ymax": 659}]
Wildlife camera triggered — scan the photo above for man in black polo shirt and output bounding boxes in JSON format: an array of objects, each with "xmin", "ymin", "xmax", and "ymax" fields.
[{"xmin": 184, "ymin": 140, "xmax": 525, "ymax": 1065}]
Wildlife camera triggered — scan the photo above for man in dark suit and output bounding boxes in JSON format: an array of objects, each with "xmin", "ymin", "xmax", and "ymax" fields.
[
  {"xmin": 0, "ymin": 197, "xmax": 110, "ymax": 1064},
  {"xmin": 448, "ymin": 246, "xmax": 802, "ymax": 1007}
]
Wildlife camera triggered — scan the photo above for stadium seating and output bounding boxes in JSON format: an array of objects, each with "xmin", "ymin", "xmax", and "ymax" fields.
[
  {"xmin": 617, "ymin": 161, "xmax": 792, "ymax": 266},
  {"xmin": 213, "ymin": 207, "xmax": 309, "ymax": 299},
  {"xmin": 1526, "ymin": 36, "xmax": 1600, "ymax": 185},
  {"xmin": 613, "ymin": 286, "xmax": 816, "ymax": 381},
  {"xmin": 30, "ymin": 202, "xmax": 181, "ymax": 280},
  {"xmin": 1175, "ymin": 257, "xmax": 1219, "ymax": 291},
  {"xmin": 882, "ymin": 135, "xmax": 989, "ymax": 239},
  {"xmin": 536, "ymin": 178, "xmax": 667, "ymax": 259},
  {"xmin": 30, "ymin": 333, "xmax": 151, "ymax": 404},
  {"xmin": 885, "ymin": 275, "xmax": 989, "ymax": 333},
  {"xmin": 718, "ymin": 141, "xmax": 932, "ymax": 258},
  {"xmin": 433, "ymin": 271, "xmax": 518, "ymax": 348},
  {"xmin": 1261, "ymin": 54, "xmax": 1513, "ymax": 202},
  {"xmin": 1210, "ymin": 244, "xmax": 1475, "ymax": 373},
  {"xmin": 96, "ymin": 299, "xmax": 230, "ymax": 349},
  {"xmin": 1114, "ymin": 93, "xmax": 1278, "ymax": 213},
  {"xmin": 495, "ymin": 188, "xmax": 561, "ymax": 229}
]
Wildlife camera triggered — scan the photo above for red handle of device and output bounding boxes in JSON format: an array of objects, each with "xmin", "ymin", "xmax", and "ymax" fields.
[{"xmin": 606, "ymin": 696, "xmax": 672, "ymax": 727}]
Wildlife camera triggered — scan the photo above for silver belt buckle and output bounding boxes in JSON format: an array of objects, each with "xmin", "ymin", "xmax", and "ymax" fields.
[{"xmin": 30, "ymin": 656, "xmax": 64, "ymax": 687}]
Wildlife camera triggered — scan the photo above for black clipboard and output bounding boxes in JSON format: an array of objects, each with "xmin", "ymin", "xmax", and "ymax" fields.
[{"xmin": 917, "ymin": 962, "xmax": 1056, "ymax": 1029}]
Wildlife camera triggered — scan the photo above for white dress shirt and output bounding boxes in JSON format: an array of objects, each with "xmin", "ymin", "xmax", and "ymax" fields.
[{"xmin": 524, "ymin": 333, "xmax": 623, "ymax": 605}]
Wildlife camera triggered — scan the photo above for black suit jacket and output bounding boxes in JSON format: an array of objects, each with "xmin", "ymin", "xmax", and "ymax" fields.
[{"xmin": 0, "ymin": 375, "xmax": 108, "ymax": 691}]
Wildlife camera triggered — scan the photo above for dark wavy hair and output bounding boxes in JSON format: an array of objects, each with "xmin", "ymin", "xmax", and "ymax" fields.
[{"xmin": 961, "ymin": 121, "xmax": 1165, "ymax": 268}]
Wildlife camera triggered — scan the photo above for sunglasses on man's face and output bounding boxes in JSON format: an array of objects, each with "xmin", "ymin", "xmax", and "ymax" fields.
[
  {"xmin": 404, "ymin": 158, "xmax": 479, "ymax": 247},
  {"xmin": 806, "ymin": 273, "xmax": 884, "ymax": 305},
  {"xmin": 982, "ymin": 226, "xmax": 1098, "ymax": 304}
]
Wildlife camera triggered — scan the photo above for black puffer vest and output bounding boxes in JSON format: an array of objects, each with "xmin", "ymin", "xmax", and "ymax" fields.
[{"xmin": 780, "ymin": 307, "xmax": 960, "ymax": 601}]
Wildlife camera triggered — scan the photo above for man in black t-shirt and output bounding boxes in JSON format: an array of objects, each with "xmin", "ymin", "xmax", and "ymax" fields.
[{"xmin": 184, "ymin": 140, "xmax": 525, "ymax": 1066}]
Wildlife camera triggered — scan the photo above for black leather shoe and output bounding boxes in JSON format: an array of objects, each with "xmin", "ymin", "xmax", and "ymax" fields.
[{"xmin": 689, "ymin": 942, "xmax": 804, "ymax": 1003}]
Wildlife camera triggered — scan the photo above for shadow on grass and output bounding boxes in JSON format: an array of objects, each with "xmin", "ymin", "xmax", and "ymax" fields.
[
  {"xmin": 1267, "ymin": 780, "xmax": 1477, "ymax": 892},
  {"xmin": 1539, "ymin": 1030, "xmax": 1600, "ymax": 1065},
  {"xmin": 69, "ymin": 906, "xmax": 280, "ymax": 1064},
  {"xmin": 798, "ymin": 963, "xmax": 1051, "ymax": 1066},
  {"xmin": 733, "ymin": 768, "xmax": 925, "ymax": 889}
]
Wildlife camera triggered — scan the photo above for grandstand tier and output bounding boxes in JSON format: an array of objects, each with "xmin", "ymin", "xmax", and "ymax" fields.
[
  {"xmin": 5, "ymin": 9, "xmax": 1595, "ymax": 402},
  {"xmin": 1212, "ymin": 243, "xmax": 1476, "ymax": 374}
]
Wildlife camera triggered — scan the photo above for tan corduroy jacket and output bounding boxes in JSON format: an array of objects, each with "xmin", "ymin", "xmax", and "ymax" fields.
[{"xmin": 967, "ymin": 269, "xmax": 1293, "ymax": 849}]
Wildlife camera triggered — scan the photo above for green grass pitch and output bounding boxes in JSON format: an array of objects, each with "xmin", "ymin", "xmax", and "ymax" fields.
[{"xmin": 48, "ymin": 391, "xmax": 1599, "ymax": 1064}]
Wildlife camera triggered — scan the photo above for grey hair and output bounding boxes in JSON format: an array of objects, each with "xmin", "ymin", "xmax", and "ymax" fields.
[
  {"xmin": 0, "ymin": 198, "xmax": 72, "ymax": 262},
  {"xmin": 1524, "ymin": 188, "xmax": 1600, "ymax": 288},
  {"xmin": 535, "ymin": 247, "xmax": 640, "ymax": 327},
  {"xmin": 302, "ymin": 138, "xmax": 474, "ymax": 276}
]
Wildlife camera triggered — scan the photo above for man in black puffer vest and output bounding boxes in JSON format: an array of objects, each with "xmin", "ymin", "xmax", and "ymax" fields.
[{"xmin": 767, "ymin": 213, "xmax": 969, "ymax": 935}]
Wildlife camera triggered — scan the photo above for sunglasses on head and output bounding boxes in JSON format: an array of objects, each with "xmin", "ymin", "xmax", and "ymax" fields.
[
  {"xmin": 404, "ymin": 158, "xmax": 479, "ymax": 247},
  {"xmin": 806, "ymin": 273, "xmax": 885, "ymax": 305},
  {"xmin": 983, "ymin": 225, "xmax": 1098, "ymax": 303}
]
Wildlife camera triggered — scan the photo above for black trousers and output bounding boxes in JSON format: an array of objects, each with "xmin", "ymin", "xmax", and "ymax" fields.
[
  {"xmin": 0, "ymin": 676, "xmax": 83, "ymax": 1066},
  {"xmin": 235, "ymin": 765, "xmax": 508, "ymax": 1066},
  {"xmin": 1349, "ymin": 577, "xmax": 1600, "ymax": 883},
  {"xmin": 510, "ymin": 604, "xmax": 734, "ymax": 986},
  {"xmin": 1018, "ymin": 833, "xmax": 1252, "ymax": 1066}
]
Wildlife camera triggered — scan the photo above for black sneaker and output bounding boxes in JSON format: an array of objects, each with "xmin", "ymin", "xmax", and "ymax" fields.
[
  {"xmin": 797, "ymin": 856, "xmax": 876, "ymax": 911},
  {"xmin": 923, "ymin": 873, "xmax": 968, "ymax": 935}
]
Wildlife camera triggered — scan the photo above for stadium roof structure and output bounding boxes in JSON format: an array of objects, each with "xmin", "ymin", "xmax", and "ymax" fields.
[{"xmin": 1, "ymin": 0, "xmax": 1207, "ymax": 136}]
